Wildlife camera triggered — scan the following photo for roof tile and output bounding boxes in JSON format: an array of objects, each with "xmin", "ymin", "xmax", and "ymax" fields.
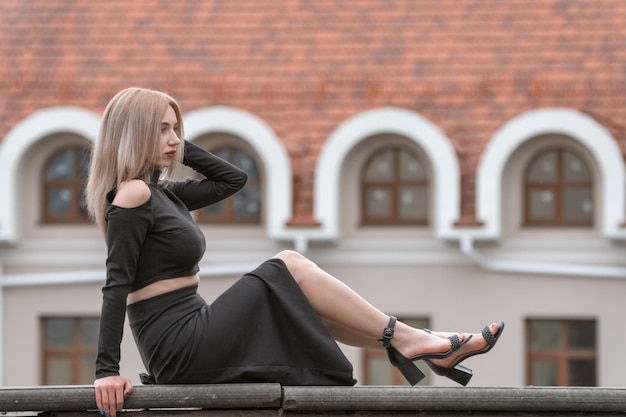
[{"xmin": 1, "ymin": 0, "xmax": 626, "ymax": 223}]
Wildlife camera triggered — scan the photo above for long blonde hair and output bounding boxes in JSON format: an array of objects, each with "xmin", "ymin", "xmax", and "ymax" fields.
[{"xmin": 86, "ymin": 87, "xmax": 184, "ymax": 236}]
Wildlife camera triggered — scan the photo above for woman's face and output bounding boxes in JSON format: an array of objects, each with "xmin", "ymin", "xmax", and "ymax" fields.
[{"xmin": 154, "ymin": 105, "xmax": 181, "ymax": 168}]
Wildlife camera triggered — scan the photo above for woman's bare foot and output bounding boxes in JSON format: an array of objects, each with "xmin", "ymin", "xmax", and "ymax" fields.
[{"xmin": 427, "ymin": 322, "xmax": 502, "ymax": 368}]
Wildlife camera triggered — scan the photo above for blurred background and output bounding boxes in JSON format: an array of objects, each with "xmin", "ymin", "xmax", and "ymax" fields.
[{"xmin": 0, "ymin": 0, "xmax": 624, "ymax": 387}]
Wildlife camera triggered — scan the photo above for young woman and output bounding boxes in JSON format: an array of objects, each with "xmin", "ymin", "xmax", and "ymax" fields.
[{"xmin": 86, "ymin": 87, "xmax": 503, "ymax": 417}]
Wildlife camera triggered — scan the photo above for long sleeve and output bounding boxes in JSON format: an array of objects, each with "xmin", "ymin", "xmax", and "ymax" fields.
[
  {"xmin": 166, "ymin": 141, "xmax": 248, "ymax": 210},
  {"xmin": 95, "ymin": 201, "xmax": 153, "ymax": 379}
]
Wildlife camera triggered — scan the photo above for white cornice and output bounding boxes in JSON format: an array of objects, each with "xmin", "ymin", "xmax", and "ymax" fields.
[
  {"xmin": 183, "ymin": 106, "xmax": 292, "ymax": 240},
  {"xmin": 476, "ymin": 108, "xmax": 626, "ymax": 240},
  {"xmin": 0, "ymin": 107, "xmax": 100, "ymax": 243},
  {"xmin": 314, "ymin": 107, "xmax": 460, "ymax": 240}
]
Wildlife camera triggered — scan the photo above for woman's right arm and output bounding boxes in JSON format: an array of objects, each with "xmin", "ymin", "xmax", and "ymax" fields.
[
  {"xmin": 168, "ymin": 140, "xmax": 248, "ymax": 210},
  {"xmin": 95, "ymin": 180, "xmax": 152, "ymax": 416}
]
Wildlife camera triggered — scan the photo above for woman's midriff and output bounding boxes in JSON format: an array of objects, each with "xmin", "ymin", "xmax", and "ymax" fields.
[{"xmin": 127, "ymin": 275, "xmax": 199, "ymax": 304}]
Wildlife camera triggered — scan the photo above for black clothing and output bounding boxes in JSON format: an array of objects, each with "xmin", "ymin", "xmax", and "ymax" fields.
[
  {"xmin": 96, "ymin": 140, "xmax": 356, "ymax": 386},
  {"xmin": 104, "ymin": 183, "xmax": 205, "ymax": 293},
  {"xmin": 127, "ymin": 259, "xmax": 356, "ymax": 386},
  {"xmin": 96, "ymin": 141, "xmax": 247, "ymax": 378}
]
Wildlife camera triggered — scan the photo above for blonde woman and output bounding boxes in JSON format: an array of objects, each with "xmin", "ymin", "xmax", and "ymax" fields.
[{"xmin": 87, "ymin": 87, "xmax": 503, "ymax": 417}]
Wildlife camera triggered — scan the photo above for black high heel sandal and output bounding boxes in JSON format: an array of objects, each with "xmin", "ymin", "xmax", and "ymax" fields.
[
  {"xmin": 424, "ymin": 359, "xmax": 473, "ymax": 386},
  {"xmin": 422, "ymin": 321, "xmax": 505, "ymax": 386},
  {"xmin": 379, "ymin": 316, "xmax": 467, "ymax": 386},
  {"xmin": 421, "ymin": 328, "xmax": 473, "ymax": 386}
]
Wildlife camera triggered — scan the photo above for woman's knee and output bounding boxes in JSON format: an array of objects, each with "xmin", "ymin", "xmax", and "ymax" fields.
[
  {"xmin": 273, "ymin": 249, "xmax": 305, "ymax": 266},
  {"xmin": 273, "ymin": 250, "xmax": 312, "ymax": 281}
]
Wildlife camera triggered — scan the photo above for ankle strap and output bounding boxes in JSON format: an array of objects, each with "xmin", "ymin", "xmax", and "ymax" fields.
[{"xmin": 379, "ymin": 316, "xmax": 397, "ymax": 348}]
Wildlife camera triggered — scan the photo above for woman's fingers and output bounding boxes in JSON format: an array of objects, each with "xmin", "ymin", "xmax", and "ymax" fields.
[{"xmin": 94, "ymin": 376, "xmax": 133, "ymax": 416}]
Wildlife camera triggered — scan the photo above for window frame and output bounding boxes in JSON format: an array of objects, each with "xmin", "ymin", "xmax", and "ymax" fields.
[
  {"xmin": 40, "ymin": 316, "xmax": 100, "ymax": 385},
  {"xmin": 41, "ymin": 145, "xmax": 90, "ymax": 224},
  {"xmin": 360, "ymin": 145, "xmax": 429, "ymax": 226},
  {"xmin": 523, "ymin": 147, "xmax": 593, "ymax": 227},
  {"xmin": 526, "ymin": 318, "xmax": 597, "ymax": 386},
  {"xmin": 195, "ymin": 144, "xmax": 262, "ymax": 225}
]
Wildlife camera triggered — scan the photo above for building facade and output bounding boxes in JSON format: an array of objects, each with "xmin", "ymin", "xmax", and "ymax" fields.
[{"xmin": 0, "ymin": 0, "xmax": 625, "ymax": 387}]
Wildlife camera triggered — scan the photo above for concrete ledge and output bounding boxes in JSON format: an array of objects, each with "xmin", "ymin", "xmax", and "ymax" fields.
[
  {"xmin": 0, "ymin": 385, "xmax": 625, "ymax": 415},
  {"xmin": 0, "ymin": 384, "xmax": 281, "ymax": 412},
  {"xmin": 283, "ymin": 386, "xmax": 626, "ymax": 412}
]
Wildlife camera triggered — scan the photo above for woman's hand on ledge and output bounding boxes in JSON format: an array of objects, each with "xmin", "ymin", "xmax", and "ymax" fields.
[{"xmin": 94, "ymin": 375, "xmax": 133, "ymax": 417}]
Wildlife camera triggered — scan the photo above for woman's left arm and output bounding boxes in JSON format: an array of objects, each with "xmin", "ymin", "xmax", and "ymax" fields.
[{"xmin": 168, "ymin": 141, "xmax": 248, "ymax": 210}]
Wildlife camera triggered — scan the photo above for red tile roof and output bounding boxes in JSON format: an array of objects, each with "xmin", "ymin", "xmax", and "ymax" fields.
[{"xmin": 1, "ymin": 0, "xmax": 625, "ymax": 224}]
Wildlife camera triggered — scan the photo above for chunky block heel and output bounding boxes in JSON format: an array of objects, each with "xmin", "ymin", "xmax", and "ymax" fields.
[
  {"xmin": 425, "ymin": 361, "xmax": 473, "ymax": 386},
  {"xmin": 386, "ymin": 345, "xmax": 426, "ymax": 385}
]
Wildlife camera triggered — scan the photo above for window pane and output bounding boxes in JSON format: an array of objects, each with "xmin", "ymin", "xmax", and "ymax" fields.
[
  {"xmin": 214, "ymin": 148, "xmax": 229, "ymax": 159},
  {"xmin": 366, "ymin": 188, "xmax": 392, "ymax": 218},
  {"xmin": 568, "ymin": 359, "xmax": 596, "ymax": 386},
  {"xmin": 46, "ymin": 356, "xmax": 72, "ymax": 385},
  {"xmin": 562, "ymin": 187, "xmax": 592, "ymax": 221},
  {"xmin": 198, "ymin": 146, "xmax": 261, "ymax": 223},
  {"xmin": 80, "ymin": 318, "xmax": 100, "ymax": 346},
  {"xmin": 45, "ymin": 149, "xmax": 74, "ymax": 180},
  {"xmin": 398, "ymin": 186, "xmax": 427, "ymax": 220},
  {"xmin": 532, "ymin": 359, "xmax": 558, "ymax": 386},
  {"xmin": 47, "ymin": 188, "xmax": 73, "ymax": 214},
  {"xmin": 568, "ymin": 320, "xmax": 595, "ymax": 349},
  {"xmin": 233, "ymin": 185, "xmax": 261, "ymax": 217},
  {"xmin": 525, "ymin": 148, "xmax": 594, "ymax": 226},
  {"xmin": 45, "ymin": 318, "xmax": 74, "ymax": 348},
  {"xmin": 562, "ymin": 151, "xmax": 591, "ymax": 182},
  {"xmin": 527, "ymin": 319, "xmax": 598, "ymax": 387},
  {"xmin": 79, "ymin": 149, "xmax": 91, "ymax": 177},
  {"xmin": 80, "ymin": 354, "xmax": 97, "ymax": 385},
  {"xmin": 368, "ymin": 356, "xmax": 394, "ymax": 385},
  {"xmin": 365, "ymin": 151, "xmax": 394, "ymax": 182},
  {"xmin": 43, "ymin": 317, "xmax": 99, "ymax": 386},
  {"xmin": 203, "ymin": 200, "xmax": 225, "ymax": 214},
  {"xmin": 529, "ymin": 189, "xmax": 555, "ymax": 220},
  {"xmin": 527, "ymin": 151, "xmax": 557, "ymax": 183},
  {"xmin": 399, "ymin": 150, "xmax": 425, "ymax": 181},
  {"xmin": 43, "ymin": 146, "xmax": 91, "ymax": 222},
  {"xmin": 233, "ymin": 150, "xmax": 259, "ymax": 177},
  {"xmin": 363, "ymin": 147, "xmax": 429, "ymax": 224},
  {"xmin": 530, "ymin": 320, "xmax": 560, "ymax": 351}
]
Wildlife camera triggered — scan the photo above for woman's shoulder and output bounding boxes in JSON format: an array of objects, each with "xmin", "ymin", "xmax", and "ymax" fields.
[{"xmin": 111, "ymin": 179, "xmax": 152, "ymax": 209}]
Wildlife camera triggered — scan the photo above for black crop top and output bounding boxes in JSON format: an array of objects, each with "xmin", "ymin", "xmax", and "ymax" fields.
[{"xmin": 95, "ymin": 141, "xmax": 247, "ymax": 379}]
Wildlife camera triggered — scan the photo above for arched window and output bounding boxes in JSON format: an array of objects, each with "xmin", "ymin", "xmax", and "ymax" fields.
[
  {"xmin": 42, "ymin": 146, "xmax": 90, "ymax": 223},
  {"xmin": 197, "ymin": 146, "xmax": 261, "ymax": 223},
  {"xmin": 524, "ymin": 148, "xmax": 593, "ymax": 226},
  {"xmin": 361, "ymin": 146, "xmax": 428, "ymax": 225}
]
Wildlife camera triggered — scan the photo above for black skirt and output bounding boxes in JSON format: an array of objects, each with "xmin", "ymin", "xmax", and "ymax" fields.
[{"xmin": 127, "ymin": 258, "xmax": 356, "ymax": 386}]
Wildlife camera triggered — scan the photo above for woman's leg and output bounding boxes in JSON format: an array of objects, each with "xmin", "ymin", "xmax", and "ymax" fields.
[
  {"xmin": 323, "ymin": 321, "xmax": 385, "ymax": 349},
  {"xmin": 273, "ymin": 250, "xmax": 459, "ymax": 359}
]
